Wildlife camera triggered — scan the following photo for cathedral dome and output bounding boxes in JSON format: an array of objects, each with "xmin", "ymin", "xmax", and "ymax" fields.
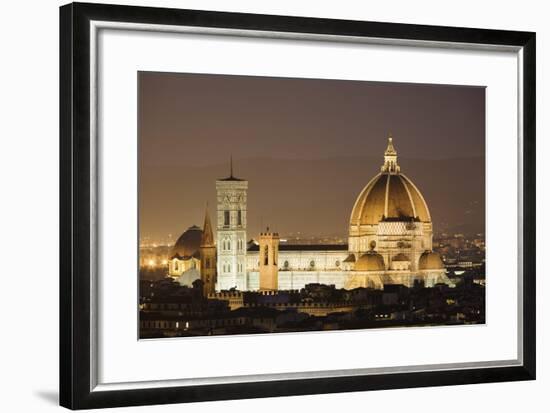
[
  {"xmin": 355, "ymin": 251, "xmax": 385, "ymax": 272},
  {"xmin": 349, "ymin": 136, "xmax": 431, "ymax": 226},
  {"xmin": 350, "ymin": 173, "xmax": 430, "ymax": 226},
  {"xmin": 172, "ymin": 225, "xmax": 203, "ymax": 258},
  {"xmin": 418, "ymin": 251, "xmax": 444, "ymax": 270}
]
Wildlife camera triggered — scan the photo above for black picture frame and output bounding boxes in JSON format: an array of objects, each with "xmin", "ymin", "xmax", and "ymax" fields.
[{"xmin": 60, "ymin": 2, "xmax": 536, "ymax": 410}]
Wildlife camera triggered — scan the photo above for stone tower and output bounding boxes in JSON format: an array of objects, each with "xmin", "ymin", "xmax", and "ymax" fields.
[
  {"xmin": 215, "ymin": 158, "xmax": 248, "ymax": 290},
  {"xmin": 199, "ymin": 206, "xmax": 217, "ymax": 296},
  {"xmin": 259, "ymin": 228, "xmax": 279, "ymax": 291}
]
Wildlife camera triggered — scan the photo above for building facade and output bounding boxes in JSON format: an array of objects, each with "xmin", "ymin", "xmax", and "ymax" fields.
[
  {"xmin": 169, "ymin": 137, "xmax": 453, "ymax": 293},
  {"xmin": 215, "ymin": 160, "xmax": 248, "ymax": 291},
  {"xmin": 258, "ymin": 230, "xmax": 280, "ymax": 291}
]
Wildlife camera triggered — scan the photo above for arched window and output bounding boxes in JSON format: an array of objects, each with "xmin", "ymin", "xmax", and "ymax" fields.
[
  {"xmin": 310, "ymin": 260, "xmax": 315, "ymax": 268},
  {"xmin": 263, "ymin": 245, "xmax": 269, "ymax": 265},
  {"xmin": 284, "ymin": 260, "xmax": 289, "ymax": 269}
]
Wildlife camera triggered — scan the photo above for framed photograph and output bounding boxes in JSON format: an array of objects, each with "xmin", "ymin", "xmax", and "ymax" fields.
[{"xmin": 60, "ymin": 2, "xmax": 536, "ymax": 409}]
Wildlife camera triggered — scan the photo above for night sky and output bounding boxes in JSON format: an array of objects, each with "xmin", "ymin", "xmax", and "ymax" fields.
[{"xmin": 139, "ymin": 72, "xmax": 485, "ymax": 243}]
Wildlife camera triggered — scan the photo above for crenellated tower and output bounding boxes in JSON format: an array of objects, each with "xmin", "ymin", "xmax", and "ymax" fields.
[{"xmin": 258, "ymin": 228, "xmax": 279, "ymax": 291}]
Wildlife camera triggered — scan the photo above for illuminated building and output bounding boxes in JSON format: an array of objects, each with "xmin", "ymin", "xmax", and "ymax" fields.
[
  {"xmin": 169, "ymin": 136, "xmax": 452, "ymax": 293},
  {"xmin": 215, "ymin": 158, "xmax": 248, "ymax": 291},
  {"xmin": 167, "ymin": 225, "xmax": 201, "ymax": 285}
]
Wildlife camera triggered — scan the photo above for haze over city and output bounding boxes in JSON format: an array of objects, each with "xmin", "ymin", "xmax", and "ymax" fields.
[{"xmin": 139, "ymin": 72, "xmax": 485, "ymax": 243}]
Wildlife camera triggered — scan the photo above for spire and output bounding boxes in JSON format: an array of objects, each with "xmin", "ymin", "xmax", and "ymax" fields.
[
  {"xmin": 218, "ymin": 155, "xmax": 244, "ymax": 181},
  {"xmin": 385, "ymin": 133, "xmax": 397, "ymax": 156},
  {"xmin": 200, "ymin": 204, "xmax": 215, "ymax": 247},
  {"xmin": 381, "ymin": 133, "xmax": 400, "ymax": 173}
]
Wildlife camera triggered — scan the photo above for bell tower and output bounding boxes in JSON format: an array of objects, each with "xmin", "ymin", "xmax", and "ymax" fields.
[
  {"xmin": 216, "ymin": 157, "xmax": 248, "ymax": 290},
  {"xmin": 199, "ymin": 206, "xmax": 217, "ymax": 296},
  {"xmin": 259, "ymin": 228, "xmax": 279, "ymax": 291}
]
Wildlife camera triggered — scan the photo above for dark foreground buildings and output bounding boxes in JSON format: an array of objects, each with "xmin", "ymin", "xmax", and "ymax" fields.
[{"xmin": 139, "ymin": 272, "xmax": 485, "ymax": 338}]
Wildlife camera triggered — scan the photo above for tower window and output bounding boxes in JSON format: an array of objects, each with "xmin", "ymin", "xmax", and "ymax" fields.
[
  {"xmin": 237, "ymin": 210, "xmax": 242, "ymax": 226},
  {"xmin": 224, "ymin": 210, "xmax": 230, "ymax": 226},
  {"xmin": 264, "ymin": 245, "xmax": 269, "ymax": 265}
]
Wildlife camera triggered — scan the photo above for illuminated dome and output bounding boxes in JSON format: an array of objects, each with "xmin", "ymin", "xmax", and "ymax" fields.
[
  {"xmin": 350, "ymin": 136, "xmax": 431, "ymax": 226},
  {"xmin": 355, "ymin": 251, "xmax": 385, "ymax": 271},
  {"xmin": 418, "ymin": 251, "xmax": 444, "ymax": 270},
  {"xmin": 177, "ymin": 268, "xmax": 200, "ymax": 287},
  {"xmin": 171, "ymin": 225, "xmax": 202, "ymax": 258}
]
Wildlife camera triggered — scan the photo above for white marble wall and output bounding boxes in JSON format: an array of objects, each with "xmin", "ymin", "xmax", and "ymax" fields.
[
  {"xmin": 247, "ymin": 250, "xmax": 349, "ymax": 272},
  {"xmin": 247, "ymin": 270, "xmax": 348, "ymax": 291},
  {"xmin": 216, "ymin": 179, "xmax": 248, "ymax": 291}
]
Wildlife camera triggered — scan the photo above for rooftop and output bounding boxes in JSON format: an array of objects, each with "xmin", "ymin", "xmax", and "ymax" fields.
[{"xmin": 248, "ymin": 243, "xmax": 348, "ymax": 252}]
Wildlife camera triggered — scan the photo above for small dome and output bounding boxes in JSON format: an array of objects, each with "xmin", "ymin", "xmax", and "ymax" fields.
[
  {"xmin": 355, "ymin": 252, "xmax": 385, "ymax": 271},
  {"xmin": 172, "ymin": 225, "xmax": 203, "ymax": 258},
  {"xmin": 343, "ymin": 253, "xmax": 356, "ymax": 263},
  {"xmin": 418, "ymin": 251, "xmax": 444, "ymax": 270},
  {"xmin": 177, "ymin": 268, "xmax": 200, "ymax": 287}
]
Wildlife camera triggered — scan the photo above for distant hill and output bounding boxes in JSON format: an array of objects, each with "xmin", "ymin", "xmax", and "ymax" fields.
[{"xmin": 139, "ymin": 156, "xmax": 485, "ymax": 241}]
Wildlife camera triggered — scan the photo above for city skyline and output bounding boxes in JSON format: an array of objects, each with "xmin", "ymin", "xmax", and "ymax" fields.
[
  {"xmin": 139, "ymin": 72, "xmax": 486, "ymax": 338},
  {"xmin": 139, "ymin": 72, "xmax": 485, "ymax": 241}
]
